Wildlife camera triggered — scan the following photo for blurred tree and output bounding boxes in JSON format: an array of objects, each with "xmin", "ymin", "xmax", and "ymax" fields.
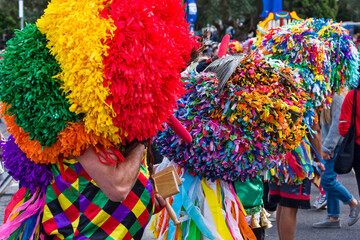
[
  {"xmin": 195, "ymin": 0, "xmax": 263, "ymax": 41},
  {"xmin": 0, "ymin": 0, "xmax": 48, "ymax": 47},
  {"xmin": 0, "ymin": 0, "xmax": 49, "ymax": 27},
  {"xmin": 24, "ymin": 0, "xmax": 49, "ymax": 24},
  {"xmin": 283, "ymin": 0, "xmax": 338, "ymax": 19},
  {"xmin": 0, "ymin": 1, "xmax": 18, "ymax": 48},
  {"xmin": 337, "ymin": 0, "xmax": 360, "ymax": 22}
]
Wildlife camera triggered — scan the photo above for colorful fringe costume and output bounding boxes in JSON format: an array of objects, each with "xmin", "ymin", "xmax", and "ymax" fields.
[
  {"xmin": 227, "ymin": 40, "xmax": 243, "ymax": 54},
  {"xmin": 151, "ymin": 18, "xmax": 360, "ymax": 239},
  {"xmin": 0, "ymin": 0, "xmax": 196, "ymax": 239},
  {"xmin": 151, "ymin": 159, "xmax": 262, "ymax": 240},
  {"xmin": 255, "ymin": 18, "xmax": 360, "ymax": 184},
  {"xmin": 152, "ymin": 54, "xmax": 309, "ymax": 239}
]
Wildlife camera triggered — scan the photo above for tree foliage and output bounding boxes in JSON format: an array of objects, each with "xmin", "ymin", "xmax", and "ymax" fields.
[
  {"xmin": 283, "ymin": 0, "xmax": 338, "ymax": 20},
  {"xmin": 195, "ymin": 0, "xmax": 360, "ymax": 41},
  {"xmin": 195, "ymin": 0, "xmax": 263, "ymax": 40},
  {"xmin": 337, "ymin": 0, "xmax": 360, "ymax": 22},
  {"xmin": 0, "ymin": 0, "xmax": 49, "ymax": 47},
  {"xmin": 0, "ymin": 1, "xmax": 18, "ymax": 35},
  {"xmin": 1, "ymin": 0, "xmax": 360, "ymax": 46},
  {"xmin": 23, "ymin": 0, "xmax": 49, "ymax": 24}
]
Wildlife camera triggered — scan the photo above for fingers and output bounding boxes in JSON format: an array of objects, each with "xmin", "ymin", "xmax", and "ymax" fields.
[
  {"xmin": 155, "ymin": 194, "xmax": 166, "ymax": 207},
  {"xmin": 321, "ymin": 152, "xmax": 331, "ymax": 161},
  {"xmin": 154, "ymin": 194, "xmax": 166, "ymax": 214}
]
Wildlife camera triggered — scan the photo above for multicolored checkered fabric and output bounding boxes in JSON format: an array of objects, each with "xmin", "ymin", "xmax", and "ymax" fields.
[{"xmin": 41, "ymin": 157, "xmax": 154, "ymax": 240}]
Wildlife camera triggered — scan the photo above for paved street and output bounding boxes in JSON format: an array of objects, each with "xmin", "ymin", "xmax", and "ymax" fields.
[
  {"xmin": 0, "ymin": 180, "xmax": 19, "ymax": 224},
  {"xmin": 266, "ymin": 172, "xmax": 360, "ymax": 240},
  {"xmin": 0, "ymin": 120, "xmax": 359, "ymax": 239}
]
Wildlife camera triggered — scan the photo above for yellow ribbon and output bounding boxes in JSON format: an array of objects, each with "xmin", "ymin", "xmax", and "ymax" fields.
[{"xmin": 202, "ymin": 179, "xmax": 233, "ymax": 240}]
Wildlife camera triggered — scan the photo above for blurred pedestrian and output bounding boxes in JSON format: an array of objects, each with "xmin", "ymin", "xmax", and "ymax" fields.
[
  {"xmin": 226, "ymin": 26, "xmax": 235, "ymax": 39},
  {"xmin": 210, "ymin": 25, "xmax": 218, "ymax": 42},
  {"xmin": 339, "ymin": 82, "xmax": 360, "ymax": 199},
  {"xmin": 313, "ymin": 90, "xmax": 360, "ymax": 228}
]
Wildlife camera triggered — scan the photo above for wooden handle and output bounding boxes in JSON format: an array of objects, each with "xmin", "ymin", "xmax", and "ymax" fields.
[{"xmin": 165, "ymin": 199, "xmax": 180, "ymax": 225}]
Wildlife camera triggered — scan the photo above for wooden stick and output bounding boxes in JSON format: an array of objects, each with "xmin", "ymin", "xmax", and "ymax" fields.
[
  {"xmin": 154, "ymin": 166, "xmax": 182, "ymax": 225},
  {"xmin": 165, "ymin": 199, "xmax": 180, "ymax": 225}
]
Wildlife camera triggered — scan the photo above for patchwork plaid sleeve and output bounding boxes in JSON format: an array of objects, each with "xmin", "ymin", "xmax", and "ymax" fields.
[{"xmin": 42, "ymin": 157, "xmax": 154, "ymax": 240}]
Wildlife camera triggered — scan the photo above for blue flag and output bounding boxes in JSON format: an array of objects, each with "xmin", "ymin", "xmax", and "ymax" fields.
[
  {"xmin": 260, "ymin": 0, "xmax": 283, "ymax": 18},
  {"xmin": 186, "ymin": 0, "xmax": 198, "ymax": 24}
]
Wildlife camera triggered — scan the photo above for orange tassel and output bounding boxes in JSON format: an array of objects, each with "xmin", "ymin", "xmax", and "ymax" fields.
[{"xmin": 1, "ymin": 103, "xmax": 114, "ymax": 164}]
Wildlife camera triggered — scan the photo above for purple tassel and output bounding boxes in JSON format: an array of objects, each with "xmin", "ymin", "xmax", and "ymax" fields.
[{"xmin": 1, "ymin": 135, "xmax": 53, "ymax": 193}]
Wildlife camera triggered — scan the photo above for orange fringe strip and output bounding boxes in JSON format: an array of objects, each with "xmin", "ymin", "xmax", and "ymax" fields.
[{"xmin": 1, "ymin": 103, "xmax": 114, "ymax": 164}]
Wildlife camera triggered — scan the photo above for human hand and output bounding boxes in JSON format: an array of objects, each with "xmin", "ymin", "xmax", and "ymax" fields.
[
  {"xmin": 317, "ymin": 162, "xmax": 325, "ymax": 175},
  {"xmin": 322, "ymin": 152, "xmax": 332, "ymax": 161},
  {"xmin": 154, "ymin": 193, "xmax": 166, "ymax": 214}
]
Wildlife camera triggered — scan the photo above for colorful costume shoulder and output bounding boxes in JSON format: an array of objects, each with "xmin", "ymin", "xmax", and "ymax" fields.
[
  {"xmin": 152, "ymin": 53, "xmax": 308, "ymax": 239},
  {"xmin": 256, "ymin": 18, "xmax": 360, "ymax": 184},
  {"xmin": 150, "ymin": 18, "xmax": 360, "ymax": 240},
  {"xmin": 0, "ymin": 0, "xmax": 197, "ymax": 239}
]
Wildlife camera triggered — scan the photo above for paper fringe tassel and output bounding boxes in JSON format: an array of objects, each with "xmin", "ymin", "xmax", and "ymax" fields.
[
  {"xmin": 101, "ymin": 0, "xmax": 195, "ymax": 143},
  {"xmin": 264, "ymin": 138, "xmax": 317, "ymax": 185},
  {"xmin": 36, "ymin": 0, "xmax": 121, "ymax": 145},
  {"xmin": 0, "ymin": 188, "xmax": 46, "ymax": 240},
  {"xmin": 36, "ymin": 0, "xmax": 196, "ymax": 144},
  {"xmin": 1, "ymin": 135, "xmax": 53, "ymax": 193},
  {"xmin": 1, "ymin": 0, "xmax": 197, "ymax": 164},
  {"xmin": 227, "ymin": 40, "xmax": 243, "ymax": 54},
  {"xmin": 151, "ymin": 160, "xmax": 268, "ymax": 240},
  {"xmin": 1, "ymin": 103, "xmax": 113, "ymax": 164},
  {"xmin": 0, "ymin": 24, "xmax": 80, "ymax": 148},
  {"xmin": 155, "ymin": 54, "xmax": 308, "ymax": 182},
  {"xmin": 255, "ymin": 18, "xmax": 360, "ymax": 117}
]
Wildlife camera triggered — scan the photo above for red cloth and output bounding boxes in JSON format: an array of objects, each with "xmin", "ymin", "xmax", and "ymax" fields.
[{"xmin": 338, "ymin": 89, "xmax": 360, "ymax": 145}]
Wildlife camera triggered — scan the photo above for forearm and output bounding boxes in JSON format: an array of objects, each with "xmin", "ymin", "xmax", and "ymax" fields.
[
  {"xmin": 322, "ymin": 108, "xmax": 342, "ymax": 153},
  {"xmin": 322, "ymin": 134, "xmax": 341, "ymax": 154},
  {"xmin": 77, "ymin": 143, "xmax": 145, "ymax": 202},
  {"xmin": 308, "ymin": 121, "xmax": 322, "ymax": 162}
]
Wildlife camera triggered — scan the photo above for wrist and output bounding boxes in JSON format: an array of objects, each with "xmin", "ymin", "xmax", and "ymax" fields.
[{"xmin": 140, "ymin": 139, "xmax": 148, "ymax": 148}]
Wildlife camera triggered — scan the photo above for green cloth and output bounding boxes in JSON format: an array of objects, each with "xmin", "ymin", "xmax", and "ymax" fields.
[{"xmin": 233, "ymin": 178, "xmax": 264, "ymax": 210}]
